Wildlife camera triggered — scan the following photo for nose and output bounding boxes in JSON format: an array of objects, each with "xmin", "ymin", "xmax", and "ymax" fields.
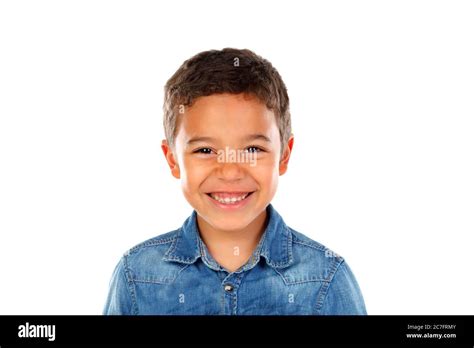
[{"xmin": 215, "ymin": 161, "xmax": 245, "ymax": 181}]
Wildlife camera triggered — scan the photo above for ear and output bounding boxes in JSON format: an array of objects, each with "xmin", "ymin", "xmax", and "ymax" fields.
[
  {"xmin": 161, "ymin": 139, "xmax": 180, "ymax": 179},
  {"xmin": 279, "ymin": 135, "xmax": 294, "ymax": 176}
]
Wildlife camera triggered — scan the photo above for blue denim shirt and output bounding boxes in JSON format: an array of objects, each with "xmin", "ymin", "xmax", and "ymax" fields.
[{"xmin": 103, "ymin": 204, "xmax": 367, "ymax": 315}]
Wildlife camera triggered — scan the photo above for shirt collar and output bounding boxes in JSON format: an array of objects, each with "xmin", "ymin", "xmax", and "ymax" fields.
[{"xmin": 163, "ymin": 204, "xmax": 293, "ymax": 270}]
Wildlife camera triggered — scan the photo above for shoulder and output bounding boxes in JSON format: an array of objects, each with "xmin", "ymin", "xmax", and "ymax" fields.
[
  {"xmin": 280, "ymin": 227, "xmax": 346, "ymax": 284},
  {"xmin": 127, "ymin": 229, "xmax": 179, "ymax": 255},
  {"xmin": 286, "ymin": 227, "xmax": 366, "ymax": 314},
  {"xmin": 119, "ymin": 229, "xmax": 182, "ymax": 278},
  {"xmin": 289, "ymin": 228, "xmax": 368, "ymax": 314},
  {"xmin": 290, "ymin": 227, "xmax": 344, "ymax": 262}
]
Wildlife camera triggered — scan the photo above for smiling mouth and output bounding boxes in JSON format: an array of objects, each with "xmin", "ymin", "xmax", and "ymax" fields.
[{"xmin": 206, "ymin": 191, "xmax": 254, "ymax": 204}]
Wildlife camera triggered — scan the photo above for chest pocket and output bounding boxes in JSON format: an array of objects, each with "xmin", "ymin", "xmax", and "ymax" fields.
[{"xmin": 237, "ymin": 265, "xmax": 328, "ymax": 315}]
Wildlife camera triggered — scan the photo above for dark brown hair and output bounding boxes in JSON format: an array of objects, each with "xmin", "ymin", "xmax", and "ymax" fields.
[{"xmin": 163, "ymin": 48, "xmax": 291, "ymax": 154}]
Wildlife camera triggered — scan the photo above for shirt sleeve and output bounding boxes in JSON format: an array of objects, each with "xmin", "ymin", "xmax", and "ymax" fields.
[
  {"xmin": 103, "ymin": 256, "xmax": 134, "ymax": 315},
  {"xmin": 318, "ymin": 260, "xmax": 367, "ymax": 315}
]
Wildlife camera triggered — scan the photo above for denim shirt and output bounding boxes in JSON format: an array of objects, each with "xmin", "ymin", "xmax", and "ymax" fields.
[{"xmin": 103, "ymin": 204, "xmax": 367, "ymax": 315}]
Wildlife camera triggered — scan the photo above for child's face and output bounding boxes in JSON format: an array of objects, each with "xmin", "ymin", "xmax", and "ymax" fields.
[{"xmin": 162, "ymin": 93, "xmax": 293, "ymax": 232}]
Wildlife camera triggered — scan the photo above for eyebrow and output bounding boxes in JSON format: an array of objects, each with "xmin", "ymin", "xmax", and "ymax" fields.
[
  {"xmin": 186, "ymin": 134, "xmax": 271, "ymax": 145},
  {"xmin": 245, "ymin": 134, "xmax": 272, "ymax": 143}
]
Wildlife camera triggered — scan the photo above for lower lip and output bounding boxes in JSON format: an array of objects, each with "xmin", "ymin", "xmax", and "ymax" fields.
[{"xmin": 206, "ymin": 192, "xmax": 254, "ymax": 210}]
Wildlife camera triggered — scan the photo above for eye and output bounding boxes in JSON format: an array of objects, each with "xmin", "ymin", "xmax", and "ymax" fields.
[
  {"xmin": 193, "ymin": 147, "xmax": 214, "ymax": 155},
  {"xmin": 245, "ymin": 146, "xmax": 263, "ymax": 153}
]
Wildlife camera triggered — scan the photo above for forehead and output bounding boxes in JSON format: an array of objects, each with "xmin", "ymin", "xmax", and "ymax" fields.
[{"xmin": 177, "ymin": 93, "xmax": 278, "ymax": 138}]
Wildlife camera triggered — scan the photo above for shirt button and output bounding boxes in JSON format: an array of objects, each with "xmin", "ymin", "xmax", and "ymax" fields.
[{"xmin": 224, "ymin": 284, "xmax": 233, "ymax": 292}]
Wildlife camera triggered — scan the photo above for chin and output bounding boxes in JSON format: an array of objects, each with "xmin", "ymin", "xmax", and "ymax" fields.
[{"xmin": 205, "ymin": 215, "xmax": 251, "ymax": 232}]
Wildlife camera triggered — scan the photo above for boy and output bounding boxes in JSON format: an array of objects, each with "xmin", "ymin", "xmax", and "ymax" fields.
[{"xmin": 103, "ymin": 48, "xmax": 367, "ymax": 315}]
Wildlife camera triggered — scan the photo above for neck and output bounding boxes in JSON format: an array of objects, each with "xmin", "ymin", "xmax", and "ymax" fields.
[{"xmin": 196, "ymin": 210, "xmax": 268, "ymax": 272}]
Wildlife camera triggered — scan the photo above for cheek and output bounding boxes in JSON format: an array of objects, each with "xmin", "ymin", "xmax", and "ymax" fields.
[
  {"xmin": 180, "ymin": 157, "xmax": 209, "ymax": 193},
  {"xmin": 252, "ymin": 159, "xmax": 280, "ymax": 193}
]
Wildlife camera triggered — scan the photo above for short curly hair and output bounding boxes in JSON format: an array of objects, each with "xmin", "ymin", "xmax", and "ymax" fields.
[{"xmin": 163, "ymin": 48, "xmax": 291, "ymax": 154}]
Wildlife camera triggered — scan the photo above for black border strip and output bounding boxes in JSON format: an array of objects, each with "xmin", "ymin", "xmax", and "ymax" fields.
[{"xmin": 0, "ymin": 315, "xmax": 473, "ymax": 346}]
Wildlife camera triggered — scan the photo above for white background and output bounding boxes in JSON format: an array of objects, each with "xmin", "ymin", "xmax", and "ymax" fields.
[{"xmin": 0, "ymin": 0, "xmax": 473, "ymax": 314}]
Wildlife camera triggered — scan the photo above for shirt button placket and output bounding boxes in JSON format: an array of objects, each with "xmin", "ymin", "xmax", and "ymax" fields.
[
  {"xmin": 222, "ymin": 282, "xmax": 237, "ymax": 315},
  {"xmin": 222, "ymin": 273, "xmax": 244, "ymax": 315}
]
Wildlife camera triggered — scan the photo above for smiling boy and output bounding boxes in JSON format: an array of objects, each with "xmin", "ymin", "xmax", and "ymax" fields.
[{"xmin": 103, "ymin": 48, "xmax": 367, "ymax": 315}]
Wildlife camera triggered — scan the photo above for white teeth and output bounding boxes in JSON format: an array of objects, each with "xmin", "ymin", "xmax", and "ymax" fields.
[{"xmin": 209, "ymin": 193, "xmax": 250, "ymax": 204}]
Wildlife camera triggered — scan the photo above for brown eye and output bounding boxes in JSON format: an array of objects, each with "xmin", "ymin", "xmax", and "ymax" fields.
[
  {"xmin": 194, "ymin": 148, "xmax": 213, "ymax": 154},
  {"xmin": 245, "ymin": 146, "xmax": 262, "ymax": 153}
]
